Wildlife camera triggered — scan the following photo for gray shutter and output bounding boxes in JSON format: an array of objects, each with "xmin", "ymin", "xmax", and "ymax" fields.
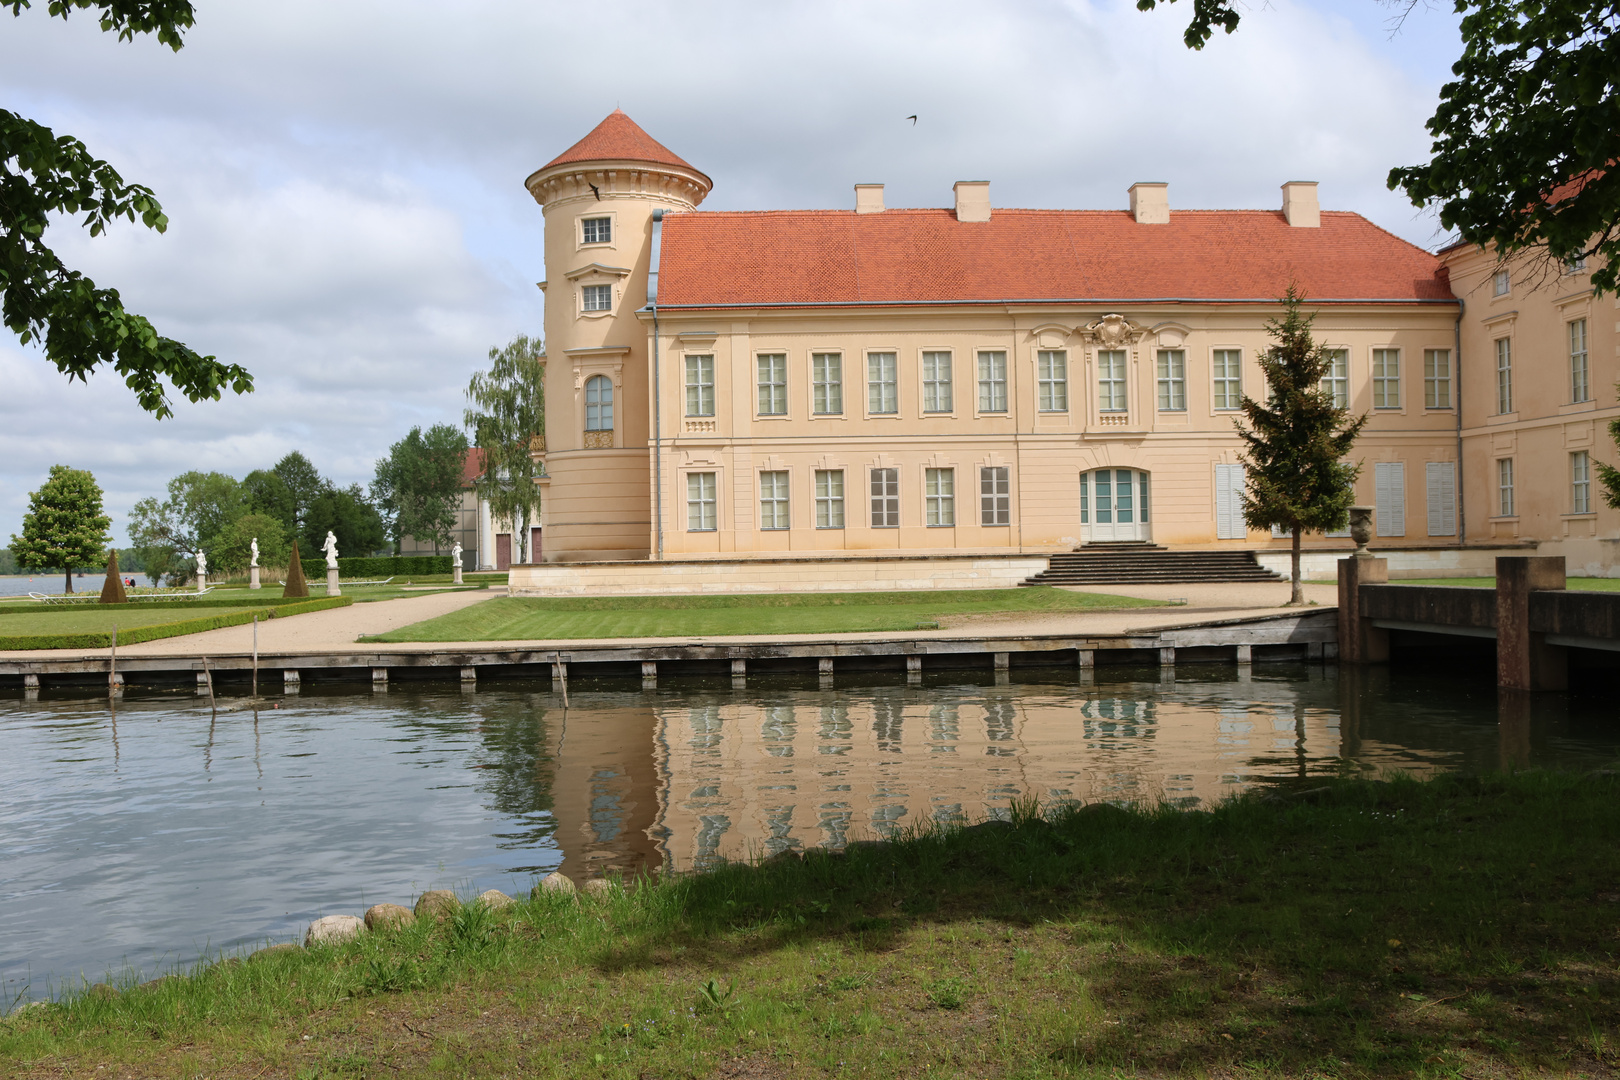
[
  {"xmin": 1426, "ymin": 462, "xmax": 1456, "ymax": 536},
  {"xmin": 1375, "ymin": 462, "xmax": 1406, "ymax": 537},
  {"xmin": 1215, "ymin": 464, "xmax": 1245, "ymax": 539}
]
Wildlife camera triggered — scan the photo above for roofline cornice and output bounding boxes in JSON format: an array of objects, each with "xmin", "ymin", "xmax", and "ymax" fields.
[
  {"xmin": 638, "ymin": 297, "xmax": 1460, "ymax": 316},
  {"xmin": 524, "ymin": 159, "xmax": 712, "ymax": 209}
]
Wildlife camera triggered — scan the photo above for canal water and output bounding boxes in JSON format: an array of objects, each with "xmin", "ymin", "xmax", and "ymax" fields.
[{"xmin": 2, "ymin": 665, "xmax": 1616, "ymax": 1005}]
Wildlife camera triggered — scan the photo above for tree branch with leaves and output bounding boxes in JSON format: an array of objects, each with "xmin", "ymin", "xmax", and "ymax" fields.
[{"xmin": 465, "ymin": 335, "xmax": 545, "ymax": 565}]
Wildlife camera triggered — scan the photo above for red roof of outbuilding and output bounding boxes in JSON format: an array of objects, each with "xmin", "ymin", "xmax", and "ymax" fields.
[
  {"xmin": 656, "ymin": 208, "xmax": 1453, "ymax": 307},
  {"xmin": 460, "ymin": 448, "xmax": 485, "ymax": 487},
  {"xmin": 543, "ymin": 109, "xmax": 700, "ymax": 173}
]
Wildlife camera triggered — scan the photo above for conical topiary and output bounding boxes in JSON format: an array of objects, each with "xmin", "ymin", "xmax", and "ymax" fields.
[
  {"xmin": 99, "ymin": 550, "xmax": 128, "ymax": 604},
  {"xmin": 283, "ymin": 539, "xmax": 309, "ymax": 598}
]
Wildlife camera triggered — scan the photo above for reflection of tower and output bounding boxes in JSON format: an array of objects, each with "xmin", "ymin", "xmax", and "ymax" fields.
[
  {"xmin": 524, "ymin": 111, "xmax": 712, "ymax": 562},
  {"xmin": 546, "ymin": 704, "xmax": 662, "ymax": 880}
]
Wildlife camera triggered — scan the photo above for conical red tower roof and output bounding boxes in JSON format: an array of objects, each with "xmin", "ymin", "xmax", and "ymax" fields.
[{"xmin": 543, "ymin": 109, "xmax": 699, "ymax": 173}]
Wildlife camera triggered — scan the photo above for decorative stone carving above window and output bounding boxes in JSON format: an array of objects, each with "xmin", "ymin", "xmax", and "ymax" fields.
[
  {"xmin": 583, "ymin": 430, "xmax": 614, "ymax": 449},
  {"xmin": 1079, "ymin": 315, "xmax": 1147, "ymax": 350}
]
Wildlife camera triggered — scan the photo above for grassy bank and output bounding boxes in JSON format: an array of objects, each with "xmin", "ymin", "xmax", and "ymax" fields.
[
  {"xmin": 0, "ymin": 597, "xmax": 352, "ymax": 650},
  {"xmin": 5, "ymin": 769, "xmax": 1618, "ymax": 1078},
  {"xmin": 362, "ymin": 586, "xmax": 1163, "ymax": 643}
]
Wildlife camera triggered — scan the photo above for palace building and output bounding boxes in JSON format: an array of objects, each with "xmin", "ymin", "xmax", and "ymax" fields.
[{"xmin": 517, "ymin": 110, "xmax": 1618, "ymax": 578}]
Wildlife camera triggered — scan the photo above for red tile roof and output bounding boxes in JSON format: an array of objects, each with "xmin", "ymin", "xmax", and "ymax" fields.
[
  {"xmin": 543, "ymin": 109, "xmax": 700, "ymax": 174},
  {"xmin": 656, "ymin": 209, "xmax": 1454, "ymax": 307},
  {"xmin": 460, "ymin": 448, "xmax": 486, "ymax": 487}
]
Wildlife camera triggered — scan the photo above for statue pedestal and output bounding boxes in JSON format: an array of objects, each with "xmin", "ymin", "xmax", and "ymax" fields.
[
  {"xmin": 453, "ymin": 565, "xmax": 464, "ymax": 585},
  {"xmin": 197, "ymin": 573, "xmax": 207, "ymax": 594},
  {"xmin": 249, "ymin": 566, "xmax": 261, "ymax": 590},
  {"xmin": 326, "ymin": 568, "xmax": 341, "ymax": 597}
]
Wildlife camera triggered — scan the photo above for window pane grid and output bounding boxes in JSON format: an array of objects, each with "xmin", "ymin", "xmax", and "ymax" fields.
[
  {"xmin": 759, "ymin": 470, "xmax": 790, "ymax": 529},
  {"xmin": 1157, "ymin": 350, "xmax": 1186, "ymax": 411},
  {"xmin": 922, "ymin": 351, "xmax": 953, "ymax": 413},
  {"xmin": 870, "ymin": 468, "xmax": 899, "ymax": 527},
  {"xmin": 1037, "ymin": 350, "xmax": 1068, "ymax": 412},
  {"xmin": 1570, "ymin": 319, "xmax": 1590, "ymax": 403},
  {"xmin": 1321, "ymin": 349, "xmax": 1349, "ymax": 409},
  {"xmin": 812, "ymin": 353, "xmax": 842, "ymax": 415},
  {"xmin": 1098, "ymin": 350, "xmax": 1127, "ymax": 412},
  {"xmin": 815, "ymin": 469, "xmax": 844, "ymax": 529},
  {"xmin": 584, "ymin": 374, "xmax": 613, "ymax": 431},
  {"xmin": 1495, "ymin": 338, "xmax": 1513, "ymax": 414},
  {"xmin": 868, "ymin": 353, "xmax": 898, "ymax": 414},
  {"xmin": 684, "ymin": 355, "xmax": 715, "ymax": 417},
  {"xmin": 1572, "ymin": 451, "xmax": 1591, "ymax": 514},
  {"xmin": 756, "ymin": 354, "xmax": 787, "ymax": 416},
  {"xmin": 1212, "ymin": 349, "xmax": 1241, "ymax": 410},
  {"xmin": 582, "ymin": 284, "xmax": 611, "ymax": 312},
  {"xmin": 581, "ymin": 217, "xmax": 611, "ymax": 244},
  {"xmin": 1424, "ymin": 349, "xmax": 1451, "ymax": 409},
  {"xmin": 1497, "ymin": 458, "xmax": 1515, "ymax": 517},
  {"xmin": 980, "ymin": 467, "xmax": 1010, "ymax": 526},
  {"xmin": 1373, "ymin": 348, "xmax": 1401, "ymax": 409},
  {"xmin": 686, "ymin": 472, "xmax": 716, "ymax": 531},
  {"xmin": 925, "ymin": 468, "xmax": 955, "ymax": 526},
  {"xmin": 977, "ymin": 351, "xmax": 1007, "ymax": 412}
]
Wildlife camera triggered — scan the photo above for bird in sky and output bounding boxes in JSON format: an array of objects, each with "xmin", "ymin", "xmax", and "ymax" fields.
[
  {"xmin": 906, "ymin": 115, "xmax": 917, "ymax": 125},
  {"xmin": 589, "ymin": 182, "xmax": 602, "ymax": 200}
]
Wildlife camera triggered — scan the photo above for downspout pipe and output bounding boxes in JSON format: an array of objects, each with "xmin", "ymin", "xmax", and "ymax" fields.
[
  {"xmin": 1455, "ymin": 298, "xmax": 1466, "ymax": 545},
  {"xmin": 649, "ymin": 208, "xmax": 665, "ymax": 560}
]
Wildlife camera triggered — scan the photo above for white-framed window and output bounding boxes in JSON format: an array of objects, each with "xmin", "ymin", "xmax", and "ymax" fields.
[
  {"xmin": 1374, "ymin": 461, "xmax": 1406, "ymax": 537},
  {"xmin": 757, "ymin": 354, "xmax": 787, "ymax": 416},
  {"xmin": 812, "ymin": 353, "xmax": 842, "ymax": 415},
  {"xmin": 977, "ymin": 351, "xmax": 1008, "ymax": 413},
  {"xmin": 1097, "ymin": 349, "xmax": 1127, "ymax": 412},
  {"xmin": 1212, "ymin": 349, "xmax": 1242, "ymax": 410},
  {"xmin": 1321, "ymin": 348, "xmax": 1349, "ymax": 408},
  {"xmin": 1497, "ymin": 458, "xmax": 1515, "ymax": 517},
  {"xmin": 1424, "ymin": 349, "xmax": 1452, "ymax": 409},
  {"xmin": 922, "ymin": 351, "xmax": 953, "ymax": 413},
  {"xmin": 1037, "ymin": 350, "xmax": 1068, "ymax": 412},
  {"xmin": 1157, "ymin": 350, "xmax": 1186, "ymax": 411},
  {"xmin": 1493, "ymin": 269, "xmax": 1510, "ymax": 296},
  {"xmin": 1495, "ymin": 338, "xmax": 1513, "ymax": 414},
  {"xmin": 870, "ymin": 468, "xmax": 899, "ymax": 527},
  {"xmin": 684, "ymin": 355, "xmax": 715, "ymax": 417},
  {"xmin": 1425, "ymin": 461, "xmax": 1456, "ymax": 537},
  {"xmin": 581, "ymin": 216, "xmax": 611, "ymax": 244},
  {"xmin": 980, "ymin": 466, "xmax": 1010, "ymax": 526},
  {"xmin": 686, "ymin": 472, "xmax": 717, "ymax": 531},
  {"xmin": 1372, "ymin": 348, "xmax": 1401, "ymax": 409},
  {"xmin": 1565, "ymin": 256, "xmax": 1589, "ymax": 274},
  {"xmin": 1572, "ymin": 450, "xmax": 1592, "ymax": 514},
  {"xmin": 584, "ymin": 374, "xmax": 613, "ymax": 431},
  {"xmin": 868, "ymin": 352, "xmax": 898, "ymax": 415},
  {"xmin": 582, "ymin": 284, "xmax": 612, "ymax": 312},
  {"xmin": 1570, "ymin": 318, "xmax": 1590, "ymax": 403},
  {"xmin": 925, "ymin": 468, "xmax": 955, "ymax": 526},
  {"xmin": 815, "ymin": 469, "xmax": 844, "ymax": 529},
  {"xmin": 759, "ymin": 470, "xmax": 790, "ymax": 530}
]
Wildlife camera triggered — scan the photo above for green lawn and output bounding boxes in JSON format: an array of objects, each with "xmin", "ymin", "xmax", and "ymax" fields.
[
  {"xmin": 7, "ymin": 770, "xmax": 1619, "ymax": 1078},
  {"xmin": 364, "ymin": 587, "xmax": 1163, "ymax": 642},
  {"xmin": 1398, "ymin": 576, "xmax": 1620, "ymax": 590},
  {"xmin": 0, "ymin": 605, "xmax": 255, "ymax": 636}
]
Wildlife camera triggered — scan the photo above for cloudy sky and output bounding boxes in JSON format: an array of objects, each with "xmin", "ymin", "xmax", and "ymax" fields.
[{"xmin": 0, "ymin": 0, "xmax": 1463, "ymax": 544}]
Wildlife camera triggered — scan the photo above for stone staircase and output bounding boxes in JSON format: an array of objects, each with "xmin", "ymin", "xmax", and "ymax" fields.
[{"xmin": 1020, "ymin": 542, "xmax": 1285, "ymax": 586}]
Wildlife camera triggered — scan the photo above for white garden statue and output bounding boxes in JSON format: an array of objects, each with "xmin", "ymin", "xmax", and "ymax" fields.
[
  {"xmin": 249, "ymin": 538, "xmax": 259, "ymax": 568},
  {"xmin": 322, "ymin": 530, "xmax": 339, "ymax": 569},
  {"xmin": 196, "ymin": 550, "xmax": 208, "ymax": 577},
  {"xmin": 451, "ymin": 541, "xmax": 464, "ymax": 584}
]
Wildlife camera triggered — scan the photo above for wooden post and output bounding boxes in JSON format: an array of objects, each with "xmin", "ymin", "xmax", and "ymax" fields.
[
  {"xmin": 1336, "ymin": 556, "xmax": 1389, "ymax": 664},
  {"xmin": 201, "ymin": 656, "xmax": 216, "ymax": 717},
  {"xmin": 251, "ymin": 616, "xmax": 259, "ymax": 699},
  {"xmin": 1496, "ymin": 556, "xmax": 1568, "ymax": 691},
  {"xmin": 109, "ymin": 626, "xmax": 118, "ymax": 694}
]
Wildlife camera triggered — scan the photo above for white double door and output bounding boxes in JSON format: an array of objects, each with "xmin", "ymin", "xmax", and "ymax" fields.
[{"xmin": 1081, "ymin": 469, "xmax": 1151, "ymax": 542}]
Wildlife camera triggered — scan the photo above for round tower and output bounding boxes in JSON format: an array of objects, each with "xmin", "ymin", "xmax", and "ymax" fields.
[{"xmin": 524, "ymin": 110, "xmax": 711, "ymax": 562}]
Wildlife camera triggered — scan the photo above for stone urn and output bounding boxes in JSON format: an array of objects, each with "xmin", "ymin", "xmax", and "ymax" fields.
[{"xmin": 1348, "ymin": 506, "xmax": 1375, "ymax": 556}]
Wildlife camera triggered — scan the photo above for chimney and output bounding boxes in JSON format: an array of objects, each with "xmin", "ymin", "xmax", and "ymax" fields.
[
  {"xmin": 1281, "ymin": 181, "xmax": 1320, "ymax": 227},
  {"xmin": 1128, "ymin": 182, "xmax": 1169, "ymax": 224},
  {"xmin": 953, "ymin": 180, "xmax": 991, "ymax": 222},
  {"xmin": 855, "ymin": 183, "xmax": 885, "ymax": 214}
]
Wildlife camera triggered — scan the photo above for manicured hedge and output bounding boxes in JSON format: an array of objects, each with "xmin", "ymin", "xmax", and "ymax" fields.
[
  {"xmin": 298, "ymin": 555, "xmax": 454, "ymax": 579},
  {"xmin": 0, "ymin": 597, "xmax": 352, "ymax": 651},
  {"xmin": 11, "ymin": 594, "xmax": 346, "ymax": 613}
]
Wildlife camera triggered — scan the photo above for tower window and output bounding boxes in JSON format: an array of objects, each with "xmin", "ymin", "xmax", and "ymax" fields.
[
  {"xmin": 582, "ymin": 217, "xmax": 611, "ymax": 244},
  {"xmin": 584, "ymin": 374, "xmax": 613, "ymax": 431},
  {"xmin": 582, "ymin": 284, "xmax": 611, "ymax": 312}
]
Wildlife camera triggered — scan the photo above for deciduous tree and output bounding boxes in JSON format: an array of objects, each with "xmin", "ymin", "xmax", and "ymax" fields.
[
  {"xmin": 465, "ymin": 335, "xmax": 545, "ymax": 564},
  {"xmin": 373, "ymin": 423, "xmax": 470, "ymax": 555},
  {"xmin": 271, "ymin": 452, "xmax": 326, "ymax": 535},
  {"xmin": 209, "ymin": 512, "xmax": 288, "ymax": 573},
  {"xmin": 1236, "ymin": 287, "xmax": 1368, "ymax": 605},
  {"xmin": 303, "ymin": 484, "xmax": 387, "ymax": 559},
  {"xmin": 9, "ymin": 464, "xmax": 113, "ymax": 593},
  {"xmin": 2, "ymin": 1, "xmax": 252, "ymax": 414}
]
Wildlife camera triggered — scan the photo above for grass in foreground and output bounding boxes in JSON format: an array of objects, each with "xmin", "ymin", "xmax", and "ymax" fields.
[
  {"xmin": 1399, "ymin": 576, "xmax": 1620, "ymax": 591},
  {"xmin": 6, "ymin": 769, "xmax": 1618, "ymax": 1079},
  {"xmin": 362, "ymin": 587, "xmax": 1163, "ymax": 642},
  {"xmin": 0, "ymin": 605, "xmax": 255, "ymax": 636}
]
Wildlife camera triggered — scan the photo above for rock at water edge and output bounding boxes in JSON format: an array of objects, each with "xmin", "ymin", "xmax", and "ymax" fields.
[
  {"xmin": 478, "ymin": 889, "xmax": 517, "ymax": 910},
  {"xmin": 582, "ymin": 878, "xmax": 617, "ymax": 899},
  {"xmin": 414, "ymin": 890, "xmax": 460, "ymax": 921},
  {"xmin": 305, "ymin": 915, "xmax": 364, "ymax": 947},
  {"xmin": 532, "ymin": 871, "xmax": 575, "ymax": 898},
  {"xmin": 365, "ymin": 903, "xmax": 416, "ymax": 930}
]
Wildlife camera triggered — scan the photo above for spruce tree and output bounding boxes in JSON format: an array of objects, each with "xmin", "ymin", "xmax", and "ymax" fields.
[
  {"xmin": 1595, "ymin": 403, "xmax": 1620, "ymax": 512},
  {"xmin": 10, "ymin": 465, "xmax": 113, "ymax": 594},
  {"xmin": 1236, "ymin": 287, "xmax": 1368, "ymax": 605}
]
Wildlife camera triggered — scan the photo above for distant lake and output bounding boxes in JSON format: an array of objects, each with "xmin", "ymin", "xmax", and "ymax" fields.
[{"xmin": 0, "ymin": 573, "xmax": 156, "ymax": 599}]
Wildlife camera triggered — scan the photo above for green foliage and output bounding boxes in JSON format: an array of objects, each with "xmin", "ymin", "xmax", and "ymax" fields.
[
  {"xmin": 372, "ymin": 423, "xmax": 469, "ymax": 554},
  {"xmin": 303, "ymin": 484, "xmax": 387, "ymax": 558},
  {"xmin": 0, "ymin": 2, "xmax": 252, "ymax": 417},
  {"xmin": 0, "ymin": 596, "xmax": 350, "ymax": 650},
  {"xmin": 240, "ymin": 469, "xmax": 296, "ymax": 535},
  {"xmin": 125, "ymin": 470, "xmax": 243, "ymax": 583},
  {"xmin": 8, "ymin": 464, "xmax": 112, "ymax": 593},
  {"xmin": 1236, "ymin": 288, "xmax": 1367, "ymax": 600},
  {"xmin": 465, "ymin": 335, "xmax": 544, "ymax": 564},
  {"xmin": 0, "ymin": 548, "xmax": 17, "ymax": 575},
  {"xmin": 1132, "ymin": 0, "xmax": 1240, "ymax": 48},
  {"xmin": 271, "ymin": 452, "xmax": 326, "ymax": 535},
  {"xmin": 1597, "ymin": 402, "xmax": 1620, "ymax": 510},
  {"xmin": 208, "ymin": 512, "xmax": 288, "ymax": 573}
]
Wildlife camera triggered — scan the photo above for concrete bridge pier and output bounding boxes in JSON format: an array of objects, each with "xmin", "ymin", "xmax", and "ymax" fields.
[
  {"xmin": 1497, "ymin": 556, "xmax": 1568, "ymax": 691},
  {"xmin": 1336, "ymin": 555, "xmax": 1389, "ymax": 664}
]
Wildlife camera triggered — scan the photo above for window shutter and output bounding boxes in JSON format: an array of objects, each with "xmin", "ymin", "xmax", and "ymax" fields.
[
  {"xmin": 1425, "ymin": 462, "xmax": 1456, "ymax": 537},
  {"xmin": 1215, "ymin": 464, "xmax": 1245, "ymax": 539},
  {"xmin": 1375, "ymin": 462, "xmax": 1406, "ymax": 537}
]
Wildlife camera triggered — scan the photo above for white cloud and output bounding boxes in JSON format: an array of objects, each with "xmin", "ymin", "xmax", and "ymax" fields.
[{"xmin": 0, "ymin": 0, "xmax": 1461, "ymax": 543}]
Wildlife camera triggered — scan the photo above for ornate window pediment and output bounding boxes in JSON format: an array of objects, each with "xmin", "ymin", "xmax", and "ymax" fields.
[{"xmin": 1078, "ymin": 314, "xmax": 1147, "ymax": 348}]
